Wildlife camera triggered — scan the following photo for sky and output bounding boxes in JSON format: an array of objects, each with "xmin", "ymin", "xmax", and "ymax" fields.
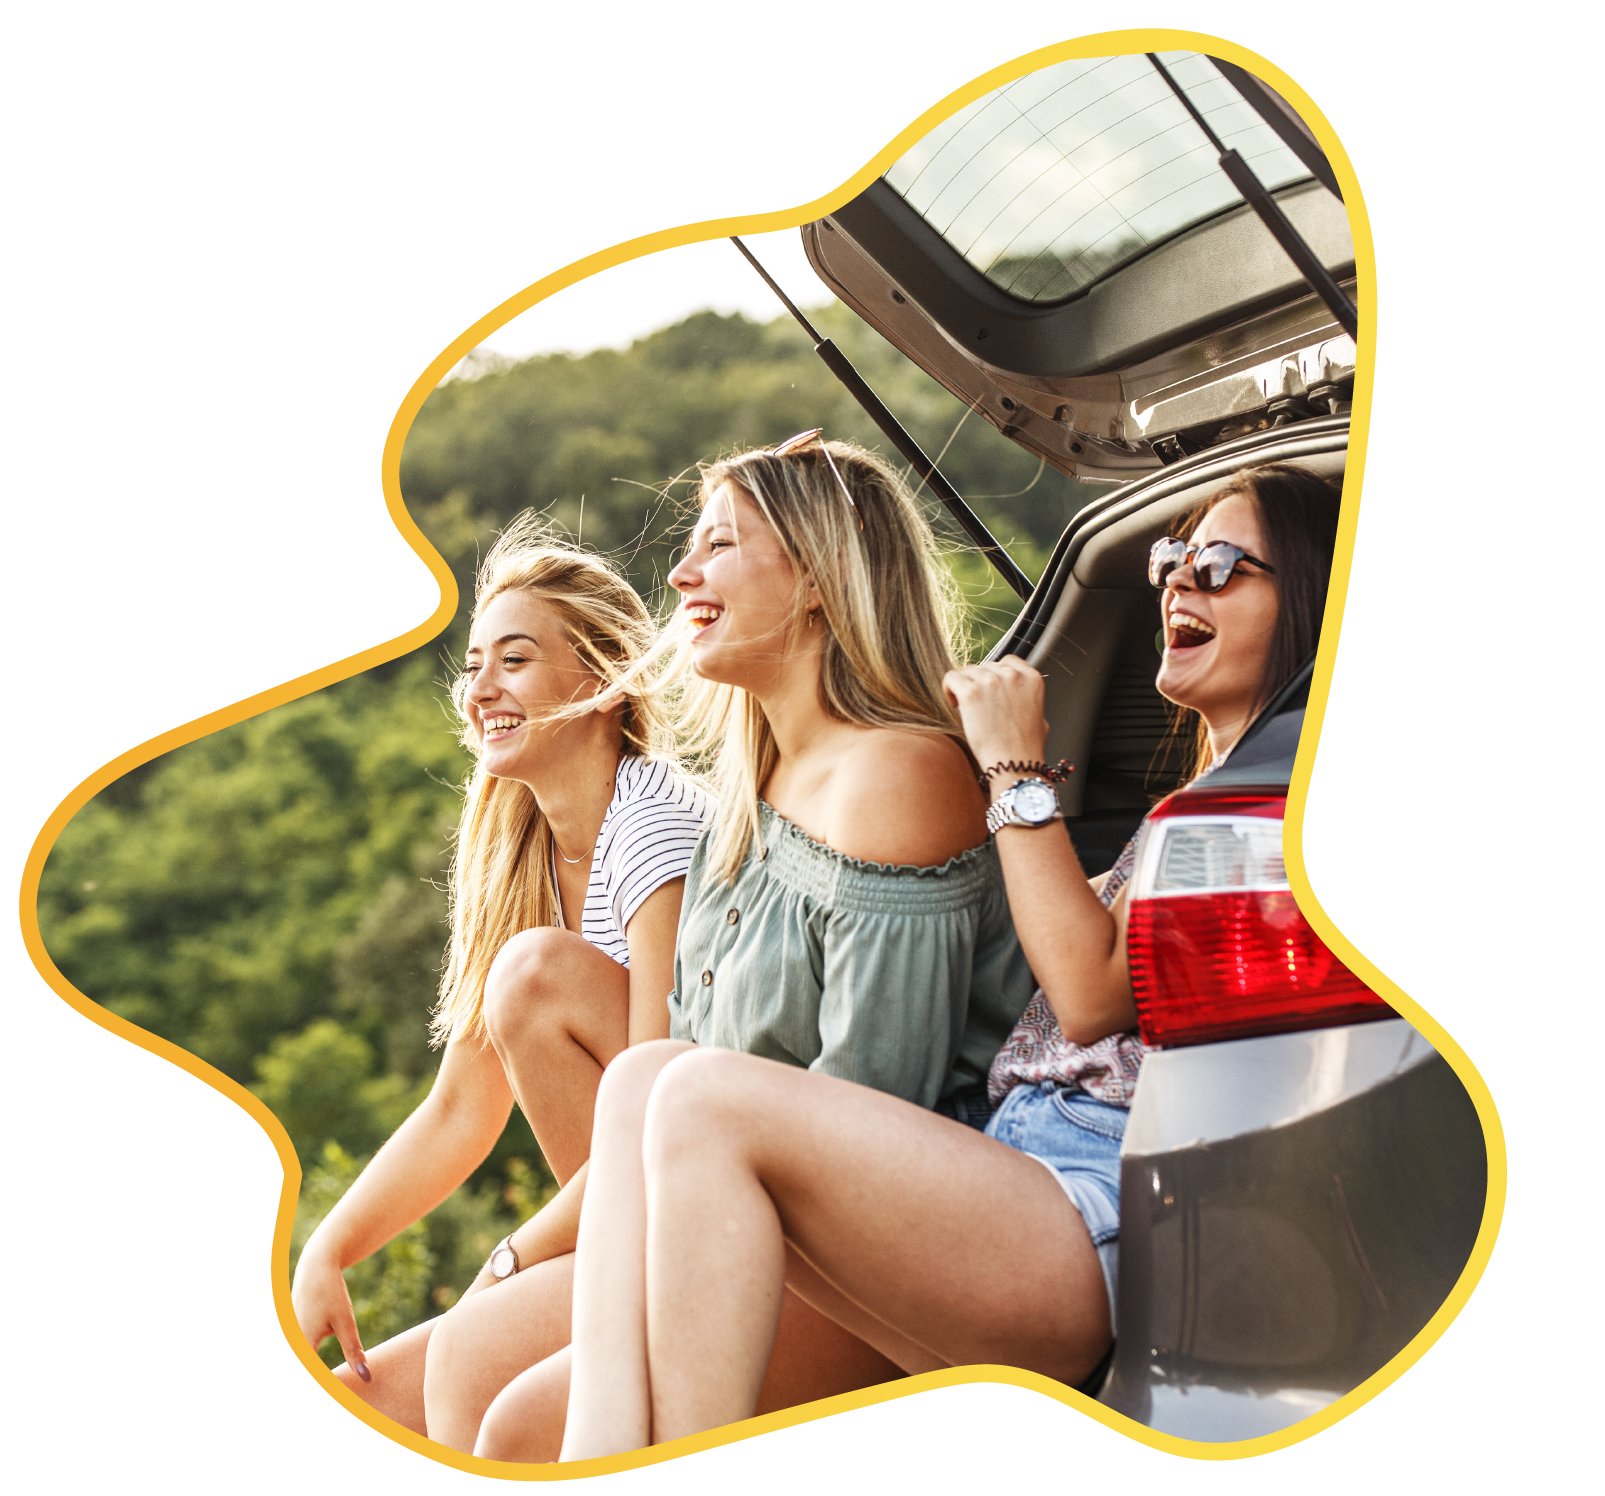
[
  {"xmin": 6, "ymin": 5, "xmax": 1595, "ymax": 1493},
  {"xmin": 464, "ymin": 226, "xmax": 830, "ymax": 365}
]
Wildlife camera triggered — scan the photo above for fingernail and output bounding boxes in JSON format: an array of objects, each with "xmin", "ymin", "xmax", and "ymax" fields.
[{"xmin": 357, "ymin": 1362, "xmax": 371, "ymax": 1383}]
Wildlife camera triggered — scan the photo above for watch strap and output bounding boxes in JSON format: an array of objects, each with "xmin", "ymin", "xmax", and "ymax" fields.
[{"xmin": 986, "ymin": 777, "xmax": 1064, "ymax": 834}]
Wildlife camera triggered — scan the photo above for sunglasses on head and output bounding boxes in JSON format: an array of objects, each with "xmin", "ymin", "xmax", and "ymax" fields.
[
  {"xmin": 1149, "ymin": 536, "xmax": 1276, "ymax": 593},
  {"xmin": 771, "ymin": 428, "xmax": 863, "ymax": 530}
]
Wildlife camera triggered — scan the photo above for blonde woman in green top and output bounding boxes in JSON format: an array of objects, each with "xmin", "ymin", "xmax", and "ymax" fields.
[{"xmin": 437, "ymin": 432, "xmax": 1035, "ymax": 1460}]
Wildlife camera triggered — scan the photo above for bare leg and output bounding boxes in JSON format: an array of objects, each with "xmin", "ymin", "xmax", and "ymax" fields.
[
  {"xmin": 315, "ymin": 931, "xmax": 625, "ymax": 1440},
  {"xmin": 750, "ymin": 1277, "xmax": 903, "ymax": 1412},
  {"xmin": 482, "ymin": 927, "xmax": 631, "ymax": 1184},
  {"xmin": 477, "ymin": 1346, "xmax": 572, "ymax": 1462},
  {"xmin": 560, "ymin": 1040, "xmax": 695, "ymax": 1459},
  {"xmin": 421, "ymin": 1254, "xmax": 576, "ymax": 1451},
  {"xmin": 638, "ymin": 1048, "xmax": 1108, "ymax": 1446},
  {"xmin": 477, "ymin": 1286, "xmax": 902, "ymax": 1463},
  {"xmin": 330, "ymin": 1317, "xmax": 437, "ymax": 1435}
]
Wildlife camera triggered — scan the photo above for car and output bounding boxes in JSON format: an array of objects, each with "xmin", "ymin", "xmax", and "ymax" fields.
[{"xmin": 772, "ymin": 46, "xmax": 1486, "ymax": 1441}]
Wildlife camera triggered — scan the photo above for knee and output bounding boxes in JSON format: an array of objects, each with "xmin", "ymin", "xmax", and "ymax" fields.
[
  {"xmin": 475, "ymin": 1356, "xmax": 569, "ymax": 1463},
  {"xmin": 482, "ymin": 928, "xmax": 579, "ymax": 1046},
  {"xmin": 592, "ymin": 1038, "xmax": 685, "ymax": 1123},
  {"xmin": 641, "ymin": 1047, "xmax": 757, "ymax": 1165},
  {"xmin": 420, "ymin": 1305, "xmax": 466, "ymax": 1412}
]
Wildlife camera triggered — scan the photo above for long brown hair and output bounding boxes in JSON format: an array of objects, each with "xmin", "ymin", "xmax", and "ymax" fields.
[
  {"xmin": 431, "ymin": 516, "xmax": 677, "ymax": 1046},
  {"xmin": 1169, "ymin": 462, "xmax": 1342, "ymax": 778}
]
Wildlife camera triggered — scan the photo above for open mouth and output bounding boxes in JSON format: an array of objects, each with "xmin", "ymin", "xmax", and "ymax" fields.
[
  {"xmin": 482, "ymin": 714, "xmax": 526, "ymax": 739},
  {"xmin": 685, "ymin": 604, "xmax": 724, "ymax": 635},
  {"xmin": 1166, "ymin": 609, "xmax": 1217, "ymax": 651}
]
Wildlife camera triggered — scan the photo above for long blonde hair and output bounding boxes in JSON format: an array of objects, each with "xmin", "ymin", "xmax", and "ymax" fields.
[
  {"xmin": 432, "ymin": 517, "xmax": 674, "ymax": 1045},
  {"xmin": 677, "ymin": 438, "xmax": 967, "ymax": 883}
]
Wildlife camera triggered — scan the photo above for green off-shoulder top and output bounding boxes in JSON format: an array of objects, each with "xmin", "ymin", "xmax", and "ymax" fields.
[{"xmin": 667, "ymin": 801, "xmax": 1036, "ymax": 1108}]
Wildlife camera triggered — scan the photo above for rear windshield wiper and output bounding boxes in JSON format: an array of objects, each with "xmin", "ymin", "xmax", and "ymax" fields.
[
  {"xmin": 730, "ymin": 236, "xmax": 1033, "ymax": 602},
  {"xmin": 1147, "ymin": 55, "xmax": 1357, "ymax": 342}
]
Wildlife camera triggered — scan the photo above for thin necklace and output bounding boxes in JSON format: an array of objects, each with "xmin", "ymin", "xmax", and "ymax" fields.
[{"xmin": 553, "ymin": 841, "xmax": 590, "ymax": 864}]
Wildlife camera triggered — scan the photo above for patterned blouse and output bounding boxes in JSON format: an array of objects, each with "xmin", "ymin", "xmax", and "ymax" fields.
[{"xmin": 985, "ymin": 758, "xmax": 1224, "ymax": 1111}]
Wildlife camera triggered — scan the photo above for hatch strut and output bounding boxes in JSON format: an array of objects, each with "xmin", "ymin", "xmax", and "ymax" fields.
[
  {"xmin": 1147, "ymin": 55, "xmax": 1358, "ymax": 341},
  {"xmin": 1209, "ymin": 57, "xmax": 1343, "ymax": 203},
  {"xmin": 730, "ymin": 236, "xmax": 1033, "ymax": 601}
]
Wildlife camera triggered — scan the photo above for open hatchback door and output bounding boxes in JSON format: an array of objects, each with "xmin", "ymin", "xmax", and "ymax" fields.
[
  {"xmin": 781, "ymin": 49, "xmax": 1485, "ymax": 1443},
  {"xmin": 805, "ymin": 49, "xmax": 1356, "ymax": 490}
]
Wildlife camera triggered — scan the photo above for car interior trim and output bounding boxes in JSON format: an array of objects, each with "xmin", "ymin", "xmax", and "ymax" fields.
[{"xmin": 826, "ymin": 178, "xmax": 1354, "ymax": 380}]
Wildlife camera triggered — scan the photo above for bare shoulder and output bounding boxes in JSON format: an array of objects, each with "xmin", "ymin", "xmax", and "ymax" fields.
[{"xmin": 824, "ymin": 730, "xmax": 988, "ymax": 866}]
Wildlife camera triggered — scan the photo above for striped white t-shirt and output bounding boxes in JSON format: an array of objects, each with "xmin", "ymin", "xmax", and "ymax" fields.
[{"xmin": 555, "ymin": 756, "xmax": 714, "ymax": 966}]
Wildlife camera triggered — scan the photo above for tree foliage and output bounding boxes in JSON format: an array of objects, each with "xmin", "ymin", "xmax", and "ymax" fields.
[
  {"xmin": 404, "ymin": 302, "xmax": 1102, "ymax": 657},
  {"xmin": 38, "ymin": 297, "xmax": 1101, "ymax": 1347}
]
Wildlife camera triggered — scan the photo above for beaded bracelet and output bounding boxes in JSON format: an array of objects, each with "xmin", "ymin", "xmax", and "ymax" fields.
[{"xmin": 976, "ymin": 758, "xmax": 1075, "ymax": 789}]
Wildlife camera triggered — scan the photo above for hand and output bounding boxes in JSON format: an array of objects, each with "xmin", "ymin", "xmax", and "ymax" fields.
[
  {"xmin": 291, "ymin": 1244, "xmax": 370, "ymax": 1382},
  {"xmin": 943, "ymin": 656, "xmax": 1050, "ymax": 775}
]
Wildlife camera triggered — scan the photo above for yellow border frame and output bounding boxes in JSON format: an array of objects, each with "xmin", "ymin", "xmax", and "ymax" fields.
[{"xmin": 17, "ymin": 27, "xmax": 1504, "ymax": 1478}]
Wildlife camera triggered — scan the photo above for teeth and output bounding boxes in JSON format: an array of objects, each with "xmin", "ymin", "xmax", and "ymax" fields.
[
  {"xmin": 483, "ymin": 716, "xmax": 524, "ymax": 731},
  {"xmin": 1170, "ymin": 611, "xmax": 1216, "ymax": 637},
  {"xmin": 686, "ymin": 605, "xmax": 723, "ymax": 631}
]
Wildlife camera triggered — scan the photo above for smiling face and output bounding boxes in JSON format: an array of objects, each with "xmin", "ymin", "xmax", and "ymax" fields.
[
  {"xmin": 666, "ymin": 481, "xmax": 814, "ymax": 693},
  {"xmin": 1153, "ymin": 491, "xmax": 1280, "ymax": 737},
  {"xmin": 461, "ymin": 589, "xmax": 613, "ymax": 782}
]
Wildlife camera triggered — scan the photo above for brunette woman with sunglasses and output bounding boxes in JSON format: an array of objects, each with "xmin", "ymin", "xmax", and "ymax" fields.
[{"xmin": 535, "ymin": 462, "xmax": 1342, "ymax": 1460}]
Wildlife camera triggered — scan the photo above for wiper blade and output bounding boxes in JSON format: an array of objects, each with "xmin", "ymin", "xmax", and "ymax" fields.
[
  {"xmin": 730, "ymin": 235, "xmax": 1033, "ymax": 602},
  {"xmin": 1147, "ymin": 54, "xmax": 1357, "ymax": 341}
]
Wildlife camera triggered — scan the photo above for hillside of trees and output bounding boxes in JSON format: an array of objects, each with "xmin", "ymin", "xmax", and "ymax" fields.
[{"xmin": 38, "ymin": 296, "xmax": 1103, "ymax": 1358}]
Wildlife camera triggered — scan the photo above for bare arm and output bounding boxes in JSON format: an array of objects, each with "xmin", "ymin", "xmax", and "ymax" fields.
[
  {"xmin": 944, "ymin": 657, "xmax": 1136, "ymax": 1044},
  {"xmin": 292, "ymin": 1030, "xmax": 514, "ymax": 1370},
  {"xmin": 624, "ymin": 876, "xmax": 681, "ymax": 1045}
]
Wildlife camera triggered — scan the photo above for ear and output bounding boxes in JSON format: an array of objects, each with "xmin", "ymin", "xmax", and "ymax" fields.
[
  {"xmin": 579, "ymin": 675, "xmax": 627, "ymax": 718},
  {"xmin": 804, "ymin": 576, "xmax": 823, "ymax": 614}
]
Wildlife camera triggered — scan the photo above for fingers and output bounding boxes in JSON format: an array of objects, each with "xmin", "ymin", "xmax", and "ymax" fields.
[
  {"xmin": 293, "ymin": 1254, "xmax": 370, "ymax": 1381},
  {"xmin": 994, "ymin": 655, "xmax": 1045, "ymax": 686},
  {"xmin": 946, "ymin": 656, "xmax": 1051, "ymax": 772},
  {"xmin": 946, "ymin": 660, "xmax": 1032, "ymax": 690},
  {"xmin": 331, "ymin": 1300, "xmax": 371, "ymax": 1383},
  {"xmin": 945, "ymin": 660, "xmax": 1044, "ymax": 710}
]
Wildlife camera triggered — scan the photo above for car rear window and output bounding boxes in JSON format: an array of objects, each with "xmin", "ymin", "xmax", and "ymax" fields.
[{"xmin": 885, "ymin": 52, "xmax": 1312, "ymax": 304}]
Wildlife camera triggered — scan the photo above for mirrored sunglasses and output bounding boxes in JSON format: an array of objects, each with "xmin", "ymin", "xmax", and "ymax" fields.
[{"xmin": 1149, "ymin": 535, "xmax": 1276, "ymax": 593}]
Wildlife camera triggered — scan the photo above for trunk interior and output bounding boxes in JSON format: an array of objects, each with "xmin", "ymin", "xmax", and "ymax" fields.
[{"xmin": 1016, "ymin": 420, "xmax": 1348, "ymax": 872}]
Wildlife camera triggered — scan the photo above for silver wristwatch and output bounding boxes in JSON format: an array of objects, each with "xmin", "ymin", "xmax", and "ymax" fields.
[
  {"xmin": 986, "ymin": 776, "xmax": 1063, "ymax": 834},
  {"xmin": 489, "ymin": 1235, "xmax": 521, "ymax": 1281}
]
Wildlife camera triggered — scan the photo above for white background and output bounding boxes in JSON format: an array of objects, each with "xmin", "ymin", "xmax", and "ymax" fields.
[{"xmin": 5, "ymin": 3, "xmax": 1598, "ymax": 1490}]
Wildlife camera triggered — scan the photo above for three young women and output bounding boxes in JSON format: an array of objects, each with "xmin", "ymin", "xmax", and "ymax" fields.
[
  {"xmin": 291, "ymin": 520, "xmax": 712, "ymax": 1433},
  {"xmin": 536, "ymin": 462, "xmax": 1344, "ymax": 1459}
]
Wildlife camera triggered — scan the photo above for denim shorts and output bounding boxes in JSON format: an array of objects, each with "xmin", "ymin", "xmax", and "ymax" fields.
[
  {"xmin": 934, "ymin": 1081, "xmax": 995, "ymax": 1132},
  {"xmin": 984, "ymin": 1082, "xmax": 1126, "ymax": 1331}
]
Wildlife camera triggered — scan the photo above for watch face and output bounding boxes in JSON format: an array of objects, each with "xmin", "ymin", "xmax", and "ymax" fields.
[
  {"xmin": 1012, "ymin": 780, "xmax": 1059, "ymax": 824},
  {"xmin": 490, "ymin": 1245, "xmax": 515, "ymax": 1279}
]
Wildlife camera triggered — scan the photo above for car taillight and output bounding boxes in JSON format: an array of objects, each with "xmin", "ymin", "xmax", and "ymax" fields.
[{"xmin": 1126, "ymin": 787, "xmax": 1391, "ymax": 1047}]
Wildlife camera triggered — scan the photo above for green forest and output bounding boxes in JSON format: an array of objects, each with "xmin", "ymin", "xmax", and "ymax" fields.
[{"xmin": 37, "ymin": 295, "xmax": 1102, "ymax": 1360}]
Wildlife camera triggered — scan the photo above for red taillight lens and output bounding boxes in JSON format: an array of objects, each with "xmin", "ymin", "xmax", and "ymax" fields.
[{"xmin": 1126, "ymin": 788, "xmax": 1392, "ymax": 1047}]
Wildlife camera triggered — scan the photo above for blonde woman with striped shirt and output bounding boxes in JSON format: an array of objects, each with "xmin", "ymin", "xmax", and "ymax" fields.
[{"xmin": 292, "ymin": 518, "xmax": 711, "ymax": 1431}]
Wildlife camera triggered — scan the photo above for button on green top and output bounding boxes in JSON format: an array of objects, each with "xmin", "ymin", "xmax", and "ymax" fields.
[{"xmin": 668, "ymin": 801, "xmax": 1035, "ymax": 1108}]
